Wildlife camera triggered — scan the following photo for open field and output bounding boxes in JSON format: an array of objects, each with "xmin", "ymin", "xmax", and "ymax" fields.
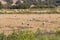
[
  {"xmin": 0, "ymin": 13, "xmax": 60, "ymax": 40},
  {"xmin": 0, "ymin": 14, "xmax": 60, "ymax": 35}
]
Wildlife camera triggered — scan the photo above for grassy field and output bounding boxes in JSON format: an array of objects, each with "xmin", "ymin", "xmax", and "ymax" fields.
[
  {"xmin": 0, "ymin": 12, "xmax": 60, "ymax": 40},
  {"xmin": 0, "ymin": 14, "xmax": 60, "ymax": 33}
]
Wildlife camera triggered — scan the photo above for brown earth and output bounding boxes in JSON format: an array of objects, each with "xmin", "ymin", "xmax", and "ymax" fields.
[{"xmin": 0, "ymin": 14, "xmax": 60, "ymax": 35}]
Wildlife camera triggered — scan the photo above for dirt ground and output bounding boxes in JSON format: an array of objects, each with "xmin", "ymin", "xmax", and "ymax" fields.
[{"xmin": 0, "ymin": 14, "xmax": 60, "ymax": 35}]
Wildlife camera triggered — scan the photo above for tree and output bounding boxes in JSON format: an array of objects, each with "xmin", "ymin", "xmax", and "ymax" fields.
[
  {"xmin": 9, "ymin": 5, "xmax": 17, "ymax": 9},
  {"xmin": 0, "ymin": 2, "xmax": 3, "ymax": 9},
  {"xmin": 15, "ymin": 0, "xmax": 30, "ymax": 9},
  {"xmin": 18, "ymin": 3, "xmax": 30, "ymax": 9},
  {"xmin": 4, "ymin": 0, "xmax": 13, "ymax": 4},
  {"xmin": 2, "ymin": 2, "xmax": 12, "ymax": 9}
]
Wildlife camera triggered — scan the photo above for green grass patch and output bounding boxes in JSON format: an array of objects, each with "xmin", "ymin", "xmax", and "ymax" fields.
[{"xmin": 0, "ymin": 30, "xmax": 60, "ymax": 40}]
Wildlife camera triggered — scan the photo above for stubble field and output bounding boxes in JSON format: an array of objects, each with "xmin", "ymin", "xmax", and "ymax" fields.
[{"xmin": 0, "ymin": 14, "xmax": 60, "ymax": 35}]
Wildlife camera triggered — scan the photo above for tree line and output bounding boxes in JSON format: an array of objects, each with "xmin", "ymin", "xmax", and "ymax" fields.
[{"xmin": 0, "ymin": 0, "xmax": 58, "ymax": 9}]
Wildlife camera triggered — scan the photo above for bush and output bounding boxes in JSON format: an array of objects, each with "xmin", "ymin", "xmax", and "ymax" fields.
[
  {"xmin": 9, "ymin": 5, "xmax": 17, "ymax": 9},
  {"xmin": 33, "ymin": 5, "xmax": 56, "ymax": 9},
  {"xmin": 17, "ymin": 3, "xmax": 30, "ymax": 9}
]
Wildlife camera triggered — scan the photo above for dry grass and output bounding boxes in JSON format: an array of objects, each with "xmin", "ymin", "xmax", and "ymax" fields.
[{"xmin": 0, "ymin": 14, "xmax": 60, "ymax": 35}]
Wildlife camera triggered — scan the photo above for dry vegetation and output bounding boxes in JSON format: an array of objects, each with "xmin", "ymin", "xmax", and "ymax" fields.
[
  {"xmin": 0, "ymin": 14, "xmax": 60, "ymax": 35},
  {"xmin": 0, "ymin": 11, "xmax": 60, "ymax": 40}
]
